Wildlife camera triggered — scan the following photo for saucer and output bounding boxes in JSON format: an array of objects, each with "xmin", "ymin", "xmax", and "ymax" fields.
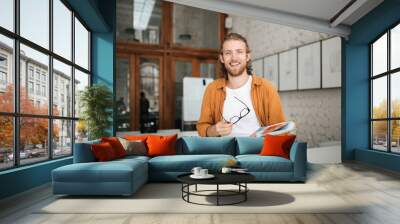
[{"xmin": 190, "ymin": 174, "xmax": 215, "ymax": 179}]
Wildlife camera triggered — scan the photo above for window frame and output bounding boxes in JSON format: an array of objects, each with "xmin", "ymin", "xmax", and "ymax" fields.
[
  {"xmin": 370, "ymin": 20, "xmax": 400, "ymax": 154},
  {"xmin": 0, "ymin": 0, "xmax": 92, "ymax": 171}
]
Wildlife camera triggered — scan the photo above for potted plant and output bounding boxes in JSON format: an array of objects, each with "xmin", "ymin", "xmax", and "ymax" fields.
[{"xmin": 79, "ymin": 84, "xmax": 113, "ymax": 140}]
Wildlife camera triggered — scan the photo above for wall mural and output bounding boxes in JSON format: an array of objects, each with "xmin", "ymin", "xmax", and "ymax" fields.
[
  {"xmin": 263, "ymin": 54, "xmax": 278, "ymax": 88},
  {"xmin": 255, "ymin": 37, "xmax": 341, "ymax": 91},
  {"xmin": 322, "ymin": 37, "xmax": 341, "ymax": 88},
  {"xmin": 278, "ymin": 48, "xmax": 297, "ymax": 91},
  {"xmin": 298, "ymin": 41, "xmax": 321, "ymax": 90}
]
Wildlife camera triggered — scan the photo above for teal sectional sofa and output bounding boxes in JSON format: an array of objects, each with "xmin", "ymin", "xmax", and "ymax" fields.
[{"xmin": 52, "ymin": 137, "xmax": 307, "ymax": 196}]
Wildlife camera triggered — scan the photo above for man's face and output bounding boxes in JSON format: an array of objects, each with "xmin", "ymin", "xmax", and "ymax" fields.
[{"xmin": 219, "ymin": 39, "xmax": 250, "ymax": 77}]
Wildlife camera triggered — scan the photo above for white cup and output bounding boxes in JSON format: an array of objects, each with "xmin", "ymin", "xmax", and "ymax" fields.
[
  {"xmin": 221, "ymin": 167, "xmax": 232, "ymax": 174},
  {"xmin": 191, "ymin": 167, "xmax": 202, "ymax": 176},
  {"xmin": 200, "ymin": 169, "xmax": 208, "ymax": 176}
]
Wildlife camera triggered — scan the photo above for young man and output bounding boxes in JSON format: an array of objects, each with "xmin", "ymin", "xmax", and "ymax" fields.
[{"xmin": 196, "ymin": 33, "xmax": 285, "ymax": 137}]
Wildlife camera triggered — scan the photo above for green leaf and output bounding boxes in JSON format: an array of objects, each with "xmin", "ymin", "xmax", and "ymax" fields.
[{"xmin": 79, "ymin": 84, "xmax": 113, "ymax": 140}]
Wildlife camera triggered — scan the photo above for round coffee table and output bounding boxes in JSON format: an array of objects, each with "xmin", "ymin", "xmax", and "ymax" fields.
[{"xmin": 177, "ymin": 172, "xmax": 255, "ymax": 206}]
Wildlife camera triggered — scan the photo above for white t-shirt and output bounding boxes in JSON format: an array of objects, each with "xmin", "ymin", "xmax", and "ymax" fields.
[{"xmin": 223, "ymin": 76, "xmax": 261, "ymax": 136}]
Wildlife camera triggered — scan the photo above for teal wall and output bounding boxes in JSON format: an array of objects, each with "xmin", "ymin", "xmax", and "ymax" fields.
[
  {"xmin": 344, "ymin": 0, "xmax": 400, "ymax": 171},
  {"xmin": 91, "ymin": 0, "xmax": 116, "ymax": 136},
  {"xmin": 0, "ymin": 0, "xmax": 116, "ymax": 200},
  {"xmin": 0, "ymin": 158, "xmax": 72, "ymax": 199}
]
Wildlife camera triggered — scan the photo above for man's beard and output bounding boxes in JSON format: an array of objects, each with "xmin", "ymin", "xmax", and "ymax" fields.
[{"xmin": 225, "ymin": 62, "xmax": 247, "ymax": 77}]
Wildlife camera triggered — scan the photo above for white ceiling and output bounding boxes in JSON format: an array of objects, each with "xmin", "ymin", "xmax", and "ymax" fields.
[
  {"xmin": 165, "ymin": 0, "xmax": 384, "ymax": 37},
  {"xmin": 225, "ymin": 0, "xmax": 352, "ymax": 23}
]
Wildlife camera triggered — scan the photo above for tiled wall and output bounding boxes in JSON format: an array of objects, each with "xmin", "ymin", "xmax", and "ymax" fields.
[
  {"xmin": 280, "ymin": 89, "xmax": 341, "ymax": 147},
  {"xmin": 230, "ymin": 16, "xmax": 340, "ymax": 147}
]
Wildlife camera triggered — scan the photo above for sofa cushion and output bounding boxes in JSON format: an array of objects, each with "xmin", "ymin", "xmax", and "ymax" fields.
[
  {"xmin": 124, "ymin": 135, "xmax": 149, "ymax": 141},
  {"xmin": 147, "ymin": 134, "xmax": 177, "ymax": 157},
  {"xmin": 260, "ymin": 134, "xmax": 296, "ymax": 159},
  {"xmin": 235, "ymin": 137, "xmax": 264, "ymax": 155},
  {"xmin": 115, "ymin": 155, "xmax": 150, "ymax": 164},
  {"xmin": 101, "ymin": 137, "xmax": 127, "ymax": 158},
  {"xmin": 236, "ymin": 155, "xmax": 293, "ymax": 172},
  {"xmin": 148, "ymin": 154, "xmax": 235, "ymax": 172},
  {"xmin": 118, "ymin": 138, "xmax": 147, "ymax": 156},
  {"xmin": 91, "ymin": 142, "xmax": 118, "ymax": 161},
  {"xmin": 52, "ymin": 159, "xmax": 147, "ymax": 183},
  {"xmin": 178, "ymin": 136, "xmax": 236, "ymax": 155}
]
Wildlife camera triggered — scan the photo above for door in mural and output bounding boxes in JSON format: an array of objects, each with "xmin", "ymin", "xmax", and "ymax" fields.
[
  {"xmin": 173, "ymin": 59, "xmax": 192, "ymax": 130},
  {"xmin": 116, "ymin": 54, "xmax": 162, "ymax": 132},
  {"xmin": 116, "ymin": 56, "xmax": 131, "ymax": 131},
  {"xmin": 137, "ymin": 56, "xmax": 161, "ymax": 133}
]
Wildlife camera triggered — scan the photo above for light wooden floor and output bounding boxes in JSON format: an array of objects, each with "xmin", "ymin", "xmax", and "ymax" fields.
[{"xmin": 1, "ymin": 162, "xmax": 400, "ymax": 224}]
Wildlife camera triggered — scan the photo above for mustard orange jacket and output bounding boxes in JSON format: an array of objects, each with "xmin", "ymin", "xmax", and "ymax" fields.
[{"xmin": 196, "ymin": 75, "xmax": 286, "ymax": 136}]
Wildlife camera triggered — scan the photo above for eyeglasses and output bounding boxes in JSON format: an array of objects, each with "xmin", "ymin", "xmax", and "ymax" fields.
[{"xmin": 221, "ymin": 96, "xmax": 250, "ymax": 125}]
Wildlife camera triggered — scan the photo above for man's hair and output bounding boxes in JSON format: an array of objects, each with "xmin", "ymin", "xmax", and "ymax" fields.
[{"xmin": 219, "ymin": 33, "xmax": 253, "ymax": 79}]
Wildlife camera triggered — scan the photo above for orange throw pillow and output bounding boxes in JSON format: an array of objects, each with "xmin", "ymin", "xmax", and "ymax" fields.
[
  {"xmin": 91, "ymin": 142, "xmax": 117, "ymax": 162},
  {"xmin": 260, "ymin": 134, "xmax": 296, "ymax": 159},
  {"xmin": 101, "ymin": 137, "xmax": 127, "ymax": 158},
  {"xmin": 124, "ymin": 135, "xmax": 149, "ymax": 141},
  {"xmin": 146, "ymin": 134, "xmax": 177, "ymax": 157}
]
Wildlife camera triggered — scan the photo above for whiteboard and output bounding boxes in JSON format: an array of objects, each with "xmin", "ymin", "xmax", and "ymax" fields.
[
  {"xmin": 183, "ymin": 77, "xmax": 214, "ymax": 122},
  {"xmin": 252, "ymin": 58, "xmax": 263, "ymax": 76}
]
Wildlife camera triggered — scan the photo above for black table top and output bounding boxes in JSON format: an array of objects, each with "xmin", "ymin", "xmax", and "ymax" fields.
[{"xmin": 177, "ymin": 172, "xmax": 255, "ymax": 185}]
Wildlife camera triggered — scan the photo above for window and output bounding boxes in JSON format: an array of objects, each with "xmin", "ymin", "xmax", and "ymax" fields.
[
  {"xmin": 0, "ymin": 0, "xmax": 14, "ymax": 32},
  {"xmin": 74, "ymin": 18, "xmax": 89, "ymax": 70},
  {"xmin": 20, "ymin": 0, "xmax": 49, "ymax": 49},
  {"xmin": 74, "ymin": 69, "xmax": 89, "ymax": 119},
  {"xmin": 0, "ymin": 54, "xmax": 7, "ymax": 67},
  {"xmin": 53, "ymin": 0, "xmax": 72, "ymax": 60},
  {"xmin": 28, "ymin": 81, "xmax": 34, "ymax": 94},
  {"xmin": 0, "ymin": 71, "xmax": 6, "ymax": 84},
  {"xmin": 29, "ymin": 67, "xmax": 34, "ymax": 80},
  {"xmin": 0, "ymin": 54, "xmax": 8, "ymax": 87},
  {"xmin": 0, "ymin": 0, "xmax": 91, "ymax": 170},
  {"xmin": 173, "ymin": 4, "xmax": 219, "ymax": 49},
  {"xmin": 36, "ymin": 83, "xmax": 40, "ymax": 95},
  {"xmin": 42, "ymin": 85, "xmax": 46, "ymax": 97},
  {"xmin": 370, "ymin": 23, "xmax": 400, "ymax": 154},
  {"xmin": 0, "ymin": 34, "xmax": 13, "ymax": 113},
  {"xmin": 35, "ymin": 70, "xmax": 41, "ymax": 81},
  {"xmin": 53, "ymin": 59, "xmax": 72, "ymax": 117}
]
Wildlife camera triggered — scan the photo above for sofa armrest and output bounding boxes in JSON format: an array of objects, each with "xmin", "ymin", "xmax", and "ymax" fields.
[
  {"xmin": 289, "ymin": 141, "xmax": 307, "ymax": 181},
  {"xmin": 73, "ymin": 140, "xmax": 100, "ymax": 163}
]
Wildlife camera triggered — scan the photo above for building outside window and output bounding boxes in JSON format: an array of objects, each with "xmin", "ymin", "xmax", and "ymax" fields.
[{"xmin": 0, "ymin": 54, "xmax": 7, "ymax": 89}]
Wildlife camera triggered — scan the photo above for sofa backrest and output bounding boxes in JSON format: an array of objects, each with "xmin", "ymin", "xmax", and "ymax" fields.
[
  {"xmin": 73, "ymin": 136, "xmax": 267, "ymax": 161},
  {"xmin": 235, "ymin": 137, "xmax": 264, "ymax": 155},
  {"xmin": 177, "ymin": 136, "xmax": 236, "ymax": 155},
  {"xmin": 73, "ymin": 139, "xmax": 100, "ymax": 163}
]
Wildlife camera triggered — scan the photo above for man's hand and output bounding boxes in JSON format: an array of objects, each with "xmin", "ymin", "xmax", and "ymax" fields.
[{"xmin": 206, "ymin": 120, "xmax": 232, "ymax": 137}]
